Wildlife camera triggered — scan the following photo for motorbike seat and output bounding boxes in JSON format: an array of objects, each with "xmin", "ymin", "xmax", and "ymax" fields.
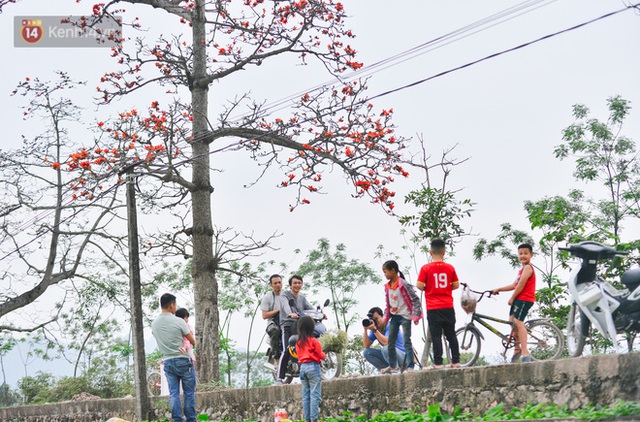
[
  {"xmin": 567, "ymin": 242, "xmax": 619, "ymax": 261},
  {"xmin": 621, "ymin": 267, "xmax": 640, "ymax": 292}
]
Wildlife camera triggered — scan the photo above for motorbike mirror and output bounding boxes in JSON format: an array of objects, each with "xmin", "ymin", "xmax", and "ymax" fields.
[
  {"xmin": 288, "ymin": 298, "xmax": 295, "ymax": 307},
  {"xmin": 323, "ymin": 299, "xmax": 330, "ymax": 307}
]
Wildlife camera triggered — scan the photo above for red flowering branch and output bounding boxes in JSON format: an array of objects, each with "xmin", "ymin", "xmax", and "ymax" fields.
[
  {"xmin": 210, "ymin": 78, "xmax": 408, "ymax": 213},
  {"xmin": 89, "ymin": 0, "xmax": 360, "ymax": 103}
]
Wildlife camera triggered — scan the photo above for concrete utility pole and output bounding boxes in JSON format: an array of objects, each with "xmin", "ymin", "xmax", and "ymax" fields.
[{"xmin": 125, "ymin": 168, "xmax": 150, "ymax": 421}]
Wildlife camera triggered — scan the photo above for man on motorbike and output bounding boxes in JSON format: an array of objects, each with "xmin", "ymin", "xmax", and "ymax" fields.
[
  {"xmin": 363, "ymin": 306, "xmax": 407, "ymax": 373},
  {"xmin": 276, "ymin": 274, "xmax": 316, "ymax": 385},
  {"xmin": 260, "ymin": 274, "xmax": 283, "ymax": 365}
]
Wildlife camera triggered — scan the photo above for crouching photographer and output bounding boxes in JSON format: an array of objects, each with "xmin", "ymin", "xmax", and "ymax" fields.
[{"xmin": 362, "ymin": 306, "xmax": 407, "ymax": 373}]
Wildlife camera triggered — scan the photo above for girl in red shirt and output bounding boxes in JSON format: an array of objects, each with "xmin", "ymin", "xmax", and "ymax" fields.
[{"xmin": 296, "ymin": 316, "xmax": 325, "ymax": 422}]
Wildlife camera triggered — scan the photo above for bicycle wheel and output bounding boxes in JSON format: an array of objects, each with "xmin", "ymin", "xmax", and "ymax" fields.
[
  {"xmin": 321, "ymin": 351, "xmax": 342, "ymax": 380},
  {"xmin": 455, "ymin": 326, "xmax": 481, "ymax": 367},
  {"xmin": 147, "ymin": 371, "xmax": 162, "ymax": 396},
  {"xmin": 567, "ymin": 302, "xmax": 587, "ymax": 357},
  {"xmin": 526, "ymin": 320, "xmax": 564, "ymax": 361}
]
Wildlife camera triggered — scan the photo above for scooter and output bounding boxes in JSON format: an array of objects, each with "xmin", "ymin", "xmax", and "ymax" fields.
[
  {"xmin": 264, "ymin": 299, "xmax": 342, "ymax": 384},
  {"xmin": 561, "ymin": 241, "xmax": 640, "ymax": 356}
]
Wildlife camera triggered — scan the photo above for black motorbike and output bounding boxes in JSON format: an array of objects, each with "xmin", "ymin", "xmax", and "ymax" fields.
[
  {"xmin": 264, "ymin": 299, "xmax": 342, "ymax": 384},
  {"xmin": 561, "ymin": 241, "xmax": 640, "ymax": 356}
]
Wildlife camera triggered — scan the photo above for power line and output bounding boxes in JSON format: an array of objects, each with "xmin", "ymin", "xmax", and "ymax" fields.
[
  {"xmin": 228, "ymin": 0, "xmax": 558, "ymax": 123},
  {"xmin": 366, "ymin": 3, "xmax": 640, "ymax": 102},
  {"xmin": 1, "ymin": 3, "xmax": 636, "ymax": 264},
  {"xmin": 169, "ymin": 2, "xmax": 640, "ymax": 174}
]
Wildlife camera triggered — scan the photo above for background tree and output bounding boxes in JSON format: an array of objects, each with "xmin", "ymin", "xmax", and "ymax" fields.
[
  {"xmin": 554, "ymin": 96, "xmax": 640, "ymax": 245},
  {"xmin": 297, "ymin": 238, "xmax": 377, "ymax": 333},
  {"xmin": 47, "ymin": 272, "xmax": 127, "ymax": 378},
  {"xmin": 399, "ymin": 139, "xmax": 475, "ymax": 259},
  {"xmin": 474, "ymin": 96, "xmax": 640, "ymax": 330},
  {"xmin": 0, "ymin": 73, "xmax": 126, "ymax": 331},
  {"xmin": 394, "ymin": 139, "xmax": 474, "ymax": 365},
  {"xmin": 8, "ymin": 0, "xmax": 412, "ymax": 384}
]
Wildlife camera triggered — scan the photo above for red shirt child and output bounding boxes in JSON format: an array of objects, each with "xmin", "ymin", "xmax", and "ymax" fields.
[
  {"xmin": 417, "ymin": 261, "xmax": 459, "ymax": 310},
  {"xmin": 296, "ymin": 336, "xmax": 325, "ymax": 364}
]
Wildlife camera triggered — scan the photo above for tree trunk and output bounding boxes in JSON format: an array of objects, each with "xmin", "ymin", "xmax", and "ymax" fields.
[
  {"xmin": 126, "ymin": 171, "xmax": 151, "ymax": 421},
  {"xmin": 191, "ymin": 0, "xmax": 220, "ymax": 384}
]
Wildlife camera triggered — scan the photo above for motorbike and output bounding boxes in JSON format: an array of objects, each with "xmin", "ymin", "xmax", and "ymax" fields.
[
  {"xmin": 264, "ymin": 299, "xmax": 342, "ymax": 384},
  {"xmin": 561, "ymin": 241, "xmax": 640, "ymax": 356}
]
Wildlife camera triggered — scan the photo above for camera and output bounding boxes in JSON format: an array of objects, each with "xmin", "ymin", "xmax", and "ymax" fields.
[{"xmin": 361, "ymin": 313, "xmax": 376, "ymax": 327}]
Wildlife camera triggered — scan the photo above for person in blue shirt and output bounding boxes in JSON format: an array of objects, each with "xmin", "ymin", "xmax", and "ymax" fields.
[{"xmin": 362, "ymin": 306, "xmax": 407, "ymax": 373}]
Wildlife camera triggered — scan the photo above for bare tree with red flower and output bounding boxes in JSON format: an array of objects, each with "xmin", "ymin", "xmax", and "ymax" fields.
[{"xmin": 1, "ymin": 0, "xmax": 410, "ymax": 383}]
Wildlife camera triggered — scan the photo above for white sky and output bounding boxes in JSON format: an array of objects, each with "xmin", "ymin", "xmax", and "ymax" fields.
[{"xmin": 1, "ymin": 0, "xmax": 640, "ymax": 380}]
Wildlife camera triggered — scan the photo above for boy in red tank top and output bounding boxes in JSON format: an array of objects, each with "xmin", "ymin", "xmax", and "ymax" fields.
[
  {"xmin": 416, "ymin": 238, "xmax": 461, "ymax": 369},
  {"xmin": 491, "ymin": 243, "xmax": 536, "ymax": 363}
]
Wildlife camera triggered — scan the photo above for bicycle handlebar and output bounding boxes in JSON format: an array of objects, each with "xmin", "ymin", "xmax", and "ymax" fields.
[{"xmin": 461, "ymin": 283, "xmax": 494, "ymax": 301}]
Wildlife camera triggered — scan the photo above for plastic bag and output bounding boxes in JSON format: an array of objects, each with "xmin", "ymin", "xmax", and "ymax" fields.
[{"xmin": 460, "ymin": 284, "xmax": 477, "ymax": 314}]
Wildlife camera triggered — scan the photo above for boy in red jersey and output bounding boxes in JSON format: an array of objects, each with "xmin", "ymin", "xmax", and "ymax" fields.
[
  {"xmin": 491, "ymin": 243, "xmax": 536, "ymax": 363},
  {"xmin": 417, "ymin": 238, "xmax": 460, "ymax": 369}
]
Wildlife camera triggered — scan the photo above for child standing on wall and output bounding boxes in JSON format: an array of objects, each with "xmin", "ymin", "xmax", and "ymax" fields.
[
  {"xmin": 491, "ymin": 243, "xmax": 536, "ymax": 363},
  {"xmin": 296, "ymin": 315, "xmax": 325, "ymax": 422},
  {"xmin": 382, "ymin": 260, "xmax": 422, "ymax": 374},
  {"xmin": 416, "ymin": 238, "xmax": 461, "ymax": 369}
]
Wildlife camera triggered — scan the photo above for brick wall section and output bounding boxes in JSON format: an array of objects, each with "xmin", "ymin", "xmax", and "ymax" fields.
[{"xmin": 1, "ymin": 353, "xmax": 639, "ymax": 422}]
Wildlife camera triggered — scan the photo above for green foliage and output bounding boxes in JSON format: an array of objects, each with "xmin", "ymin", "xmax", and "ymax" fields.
[
  {"xmin": 472, "ymin": 223, "xmax": 534, "ymax": 269},
  {"xmin": 319, "ymin": 329, "xmax": 348, "ymax": 354},
  {"xmin": 0, "ymin": 382, "xmax": 21, "ymax": 407},
  {"xmin": 320, "ymin": 401, "xmax": 640, "ymax": 422},
  {"xmin": 342, "ymin": 334, "xmax": 377, "ymax": 376},
  {"xmin": 297, "ymin": 239, "xmax": 377, "ymax": 333},
  {"xmin": 400, "ymin": 187, "xmax": 475, "ymax": 254},
  {"xmin": 17, "ymin": 372, "xmax": 55, "ymax": 404},
  {"xmin": 16, "ymin": 349, "xmax": 134, "ymax": 405},
  {"xmin": 217, "ymin": 343, "xmax": 272, "ymax": 388},
  {"xmin": 554, "ymin": 95, "xmax": 639, "ymax": 240},
  {"xmin": 475, "ymin": 97, "xmax": 640, "ymax": 328},
  {"xmin": 47, "ymin": 376, "xmax": 93, "ymax": 402},
  {"xmin": 142, "ymin": 400, "xmax": 640, "ymax": 422}
]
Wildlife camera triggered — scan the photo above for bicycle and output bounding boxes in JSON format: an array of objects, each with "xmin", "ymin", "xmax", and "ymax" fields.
[
  {"xmin": 424, "ymin": 284, "xmax": 564, "ymax": 367},
  {"xmin": 147, "ymin": 363, "xmax": 163, "ymax": 397}
]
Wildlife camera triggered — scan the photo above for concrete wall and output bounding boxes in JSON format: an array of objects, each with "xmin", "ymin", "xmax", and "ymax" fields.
[{"xmin": 1, "ymin": 353, "xmax": 639, "ymax": 422}]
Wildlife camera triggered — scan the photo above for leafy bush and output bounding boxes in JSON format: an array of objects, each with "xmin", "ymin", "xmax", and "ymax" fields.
[
  {"xmin": 48, "ymin": 376, "xmax": 93, "ymax": 402},
  {"xmin": 319, "ymin": 329, "xmax": 347, "ymax": 354},
  {"xmin": 17, "ymin": 372, "xmax": 55, "ymax": 404}
]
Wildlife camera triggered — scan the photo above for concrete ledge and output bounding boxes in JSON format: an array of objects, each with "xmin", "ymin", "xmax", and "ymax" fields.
[{"xmin": 1, "ymin": 353, "xmax": 639, "ymax": 422}]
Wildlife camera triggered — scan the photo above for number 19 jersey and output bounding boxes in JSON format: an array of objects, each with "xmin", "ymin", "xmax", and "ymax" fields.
[{"xmin": 417, "ymin": 261, "xmax": 459, "ymax": 310}]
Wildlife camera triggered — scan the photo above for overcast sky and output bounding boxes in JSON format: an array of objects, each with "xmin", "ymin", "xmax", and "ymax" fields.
[{"xmin": 1, "ymin": 0, "xmax": 640, "ymax": 380}]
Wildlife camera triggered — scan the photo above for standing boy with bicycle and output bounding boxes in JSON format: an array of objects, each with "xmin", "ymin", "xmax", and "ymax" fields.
[
  {"xmin": 491, "ymin": 243, "xmax": 536, "ymax": 363},
  {"xmin": 416, "ymin": 238, "xmax": 461, "ymax": 369}
]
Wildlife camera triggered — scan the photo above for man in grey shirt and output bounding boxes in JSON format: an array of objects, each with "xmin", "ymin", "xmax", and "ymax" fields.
[
  {"xmin": 152, "ymin": 293, "xmax": 196, "ymax": 422},
  {"xmin": 276, "ymin": 274, "xmax": 314, "ymax": 384},
  {"xmin": 260, "ymin": 274, "xmax": 283, "ymax": 363}
]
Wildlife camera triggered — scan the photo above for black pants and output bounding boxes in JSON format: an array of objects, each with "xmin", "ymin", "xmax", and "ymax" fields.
[
  {"xmin": 427, "ymin": 308, "xmax": 459, "ymax": 365},
  {"xmin": 277, "ymin": 323, "xmax": 293, "ymax": 380}
]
